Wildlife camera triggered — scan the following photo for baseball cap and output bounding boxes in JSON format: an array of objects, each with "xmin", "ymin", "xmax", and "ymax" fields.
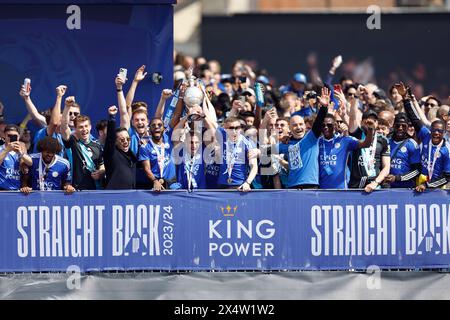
[
  {"xmin": 362, "ymin": 110, "xmax": 378, "ymax": 120},
  {"xmin": 256, "ymin": 75, "xmax": 270, "ymax": 85},
  {"xmin": 242, "ymin": 88, "xmax": 255, "ymax": 96},
  {"xmin": 173, "ymin": 70, "xmax": 185, "ymax": 82},
  {"xmin": 293, "ymin": 73, "xmax": 307, "ymax": 83}
]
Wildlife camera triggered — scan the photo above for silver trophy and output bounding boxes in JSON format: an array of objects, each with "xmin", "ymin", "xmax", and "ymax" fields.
[{"xmin": 183, "ymin": 70, "xmax": 204, "ymax": 108}]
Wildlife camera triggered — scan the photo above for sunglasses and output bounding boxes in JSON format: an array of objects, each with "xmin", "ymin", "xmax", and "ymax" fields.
[
  {"xmin": 228, "ymin": 126, "xmax": 241, "ymax": 130},
  {"xmin": 394, "ymin": 123, "xmax": 408, "ymax": 129},
  {"xmin": 118, "ymin": 137, "xmax": 131, "ymax": 143},
  {"xmin": 431, "ymin": 128, "xmax": 445, "ymax": 134},
  {"xmin": 69, "ymin": 112, "xmax": 80, "ymax": 116}
]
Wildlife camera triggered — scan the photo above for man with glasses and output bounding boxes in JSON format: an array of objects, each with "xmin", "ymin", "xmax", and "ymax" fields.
[
  {"xmin": 139, "ymin": 118, "xmax": 176, "ymax": 192},
  {"xmin": 213, "ymin": 116, "xmax": 257, "ymax": 191},
  {"xmin": 103, "ymin": 106, "xmax": 137, "ymax": 190},
  {"xmin": 318, "ymin": 114, "xmax": 375, "ymax": 189},
  {"xmin": 0, "ymin": 125, "xmax": 32, "ymax": 190},
  {"xmin": 397, "ymin": 83, "xmax": 450, "ymax": 191},
  {"xmin": 383, "ymin": 113, "xmax": 421, "ymax": 189},
  {"xmin": 20, "ymin": 136, "xmax": 75, "ymax": 194}
]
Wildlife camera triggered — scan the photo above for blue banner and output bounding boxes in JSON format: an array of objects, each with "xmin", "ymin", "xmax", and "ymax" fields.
[{"xmin": 0, "ymin": 189, "xmax": 449, "ymax": 272}]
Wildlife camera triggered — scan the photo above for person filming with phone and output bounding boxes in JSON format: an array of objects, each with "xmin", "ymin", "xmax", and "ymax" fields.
[{"xmin": 0, "ymin": 125, "xmax": 32, "ymax": 190}]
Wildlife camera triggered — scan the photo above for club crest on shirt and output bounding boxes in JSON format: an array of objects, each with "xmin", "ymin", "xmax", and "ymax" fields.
[
  {"xmin": 334, "ymin": 143, "xmax": 341, "ymax": 149},
  {"xmin": 401, "ymin": 146, "xmax": 407, "ymax": 153},
  {"xmin": 52, "ymin": 171, "xmax": 59, "ymax": 178}
]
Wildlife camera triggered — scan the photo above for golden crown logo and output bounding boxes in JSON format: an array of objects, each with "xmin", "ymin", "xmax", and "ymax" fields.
[{"xmin": 220, "ymin": 205, "xmax": 238, "ymax": 217}]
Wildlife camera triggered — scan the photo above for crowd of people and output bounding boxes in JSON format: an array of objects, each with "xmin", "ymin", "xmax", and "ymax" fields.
[{"xmin": 0, "ymin": 53, "xmax": 449, "ymax": 194}]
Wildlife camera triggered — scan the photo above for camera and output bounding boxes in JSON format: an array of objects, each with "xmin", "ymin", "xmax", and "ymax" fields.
[
  {"xmin": 306, "ymin": 91, "xmax": 317, "ymax": 100},
  {"xmin": 151, "ymin": 72, "xmax": 163, "ymax": 84}
]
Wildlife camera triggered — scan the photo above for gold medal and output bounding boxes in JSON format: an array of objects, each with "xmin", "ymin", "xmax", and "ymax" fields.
[
  {"xmin": 159, "ymin": 179, "xmax": 165, "ymax": 185},
  {"xmin": 227, "ymin": 178, "xmax": 233, "ymax": 184}
]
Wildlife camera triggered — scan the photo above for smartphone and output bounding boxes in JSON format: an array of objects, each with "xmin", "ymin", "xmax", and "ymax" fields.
[
  {"xmin": 238, "ymin": 95, "xmax": 246, "ymax": 104},
  {"xmin": 8, "ymin": 135, "xmax": 18, "ymax": 142},
  {"xmin": 239, "ymin": 76, "xmax": 247, "ymax": 83},
  {"xmin": 24, "ymin": 78, "xmax": 31, "ymax": 92},
  {"xmin": 119, "ymin": 68, "xmax": 127, "ymax": 81},
  {"xmin": 333, "ymin": 84, "xmax": 342, "ymax": 93}
]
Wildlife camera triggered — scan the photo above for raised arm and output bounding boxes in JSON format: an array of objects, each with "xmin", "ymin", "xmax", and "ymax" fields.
[
  {"xmin": 48, "ymin": 85, "xmax": 67, "ymax": 136},
  {"xmin": 348, "ymin": 93, "xmax": 361, "ymax": 134},
  {"xmin": 356, "ymin": 118, "xmax": 376, "ymax": 148},
  {"xmin": 116, "ymin": 76, "xmax": 130, "ymax": 129},
  {"xmin": 154, "ymin": 89, "xmax": 173, "ymax": 119},
  {"xmin": 395, "ymin": 82, "xmax": 423, "ymax": 132},
  {"xmin": 311, "ymin": 87, "xmax": 331, "ymax": 138},
  {"xmin": 126, "ymin": 65, "xmax": 147, "ymax": 117},
  {"xmin": 19, "ymin": 84, "xmax": 47, "ymax": 128},
  {"xmin": 61, "ymin": 96, "xmax": 74, "ymax": 141},
  {"xmin": 105, "ymin": 106, "xmax": 118, "ymax": 155},
  {"xmin": 169, "ymin": 83, "xmax": 186, "ymax": 129},
  {"xmin": 412, "ymin": 94, "xmax": 431, "ymax": 127}
]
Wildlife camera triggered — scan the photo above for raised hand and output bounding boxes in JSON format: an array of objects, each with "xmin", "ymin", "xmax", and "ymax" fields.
[
  {"xmin": 56, "ymin": 85, "xmax": 67, "ymax": 98},
  {"xmin": 65, "ymin": 96, "xmax": 76, "ymax": 107},
  {"xmin": 332, "ymin": 55, "xmax": 343, "ymax": 69},
  {"xmin": 161, "ymin": 89, "xmax": 173, "ymax": 100},
  {"xmin": 108, "ymin": 105, "xmax": 118, "ymax": 116},
  {"xmin": 232, "ymin": 99, "xmax": 244, "ymax": 112},
  {"xmin": 134, "ymin": 65, "xmax": 148, "ymax": 82},
  {"xmin": 393, "ymin": 82, "xmax": 408, "ymax": 98},
  {"xmin": 318, "ymin": 87, "xmax": 331, "ymax": 107},
  {"xmin": 365, "ymin": 118, "xmax": 377, "ymax": 130},
  {"xmin": 19, "ymin": 84, "xmax": 31, "ymax": 98},
  {"xmin": 115, "ymin": 75, "xmax": 126, "ymax": 90}
]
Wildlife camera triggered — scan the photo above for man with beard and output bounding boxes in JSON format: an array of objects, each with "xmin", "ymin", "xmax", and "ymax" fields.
[
  {"xmin": 318, "ymin": 114, "xmax": 375, "ymax": 189},
  {"xmin": 20, "ymin": 136, "xmax": 75, "ymax": 194},
  {"xmin": 139, "ymin": 117, "xmax": 176, "ymax": 192},
  {"xmin": 348, "ymin": 108, "xmax": 391, "ymax": 192},
  {"xmin": 396, "ymin": 82, "xmax": 450, "ymax": 191},
  {"xmin": 103, "ymin": 106, "xmax": 137, "ymax": 190},
  {"xmin": 278, "ymin": 87, "xmax": 330, "ymax": 189},
  {"xmin": 383, "ymin": 113, "xmax": 421, "ymax": 188},
  {"xmin": 61, "ymin": 101, "xmax": 104, "ymax": 190}
]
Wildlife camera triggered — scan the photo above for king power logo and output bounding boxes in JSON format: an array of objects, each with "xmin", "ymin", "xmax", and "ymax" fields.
[{"xmin": 209, "ymin": 204, "xmax": 276, "ymax": 257}]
